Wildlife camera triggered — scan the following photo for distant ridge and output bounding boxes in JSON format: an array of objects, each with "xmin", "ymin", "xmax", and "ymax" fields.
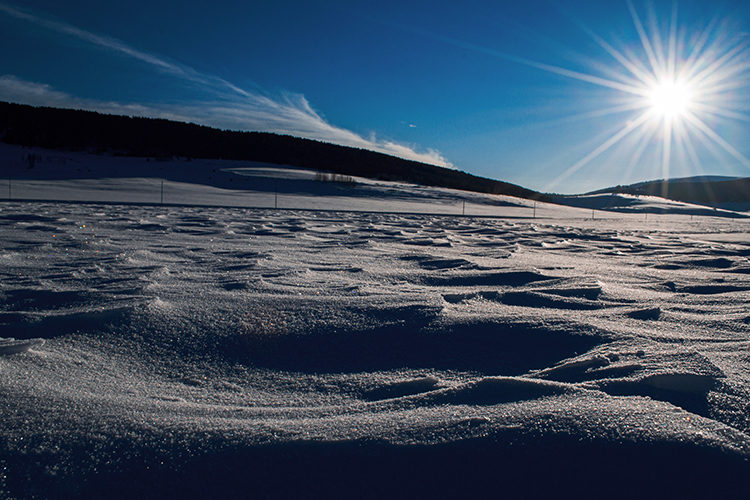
[
  {"xmin": 0, "ymin": 101, "xmax": 546, "ymax": 202},
  {"xmin": 590, "ymin": 175, "xmax": 750, "ymax": 205}
]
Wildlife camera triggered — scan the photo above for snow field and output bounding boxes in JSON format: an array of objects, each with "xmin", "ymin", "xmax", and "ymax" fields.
[{"xmin": 1, "ymin": 146, "xmax": 750, "ymax": 497}]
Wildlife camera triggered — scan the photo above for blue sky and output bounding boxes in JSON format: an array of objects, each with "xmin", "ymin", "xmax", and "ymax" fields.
[{"xmin": 2, "ymin": 0, "xmax": 750, "ymax": 193}]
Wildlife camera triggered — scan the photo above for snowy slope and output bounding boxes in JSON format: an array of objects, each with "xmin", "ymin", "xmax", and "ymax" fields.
[
  {"xmin": 2, "ymin": 144, "xmax": 750, "ymax": 498},
  {"xmin": 5, "ymin": 142, "xmax": 739, "ymax": 219},
  {"xmin": 551, "ymin": 192, "xmax": 746, "ymax": 219}
]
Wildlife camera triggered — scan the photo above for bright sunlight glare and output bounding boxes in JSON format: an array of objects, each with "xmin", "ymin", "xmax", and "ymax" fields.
[
  {"xmin": 649, "ymin": 80, "xmax": 692, "ymax": 118},
  {"xmin": 534, "ymin": 0, "xmax": 750, "ymax": 192}
]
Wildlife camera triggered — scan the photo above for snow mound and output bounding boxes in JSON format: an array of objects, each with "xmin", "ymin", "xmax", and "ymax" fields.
[{"xmin": 0, "ymin": 337, "xmax": 44, "ymax": 355}]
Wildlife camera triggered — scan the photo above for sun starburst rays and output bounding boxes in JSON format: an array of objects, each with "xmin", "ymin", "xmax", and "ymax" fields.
[{"xmin": 544, "ymin": 1, "xmax": 750, "ymax": 191}]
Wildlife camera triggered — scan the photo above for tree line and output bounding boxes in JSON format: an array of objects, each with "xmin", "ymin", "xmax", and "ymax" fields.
[
  {"xmin": 602, "ymin": 178, "xmax": 750, "ymax": 204},
  {"xmin": 0, "ymin": 101, "xmax": 547, "ymax": 201}
]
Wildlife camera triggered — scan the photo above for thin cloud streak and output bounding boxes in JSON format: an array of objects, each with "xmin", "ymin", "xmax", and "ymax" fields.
[
  {"xmin": 360, "ymin": 11, "xmax": 651, "ymax": 97},
  {"xmin": 0, "ymin": 2, "xmax": 452, "ymax": 168}
]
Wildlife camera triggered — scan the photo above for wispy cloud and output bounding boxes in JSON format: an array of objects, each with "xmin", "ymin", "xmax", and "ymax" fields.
[{"xmin": 0, "ymin": 2, "xmax": 451, "ymax": 168}]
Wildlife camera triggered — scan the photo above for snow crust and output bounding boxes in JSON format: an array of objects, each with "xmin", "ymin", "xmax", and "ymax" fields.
[{"xmin": 1, "ymin": 144, "xmax": 750, "ymax": 498}]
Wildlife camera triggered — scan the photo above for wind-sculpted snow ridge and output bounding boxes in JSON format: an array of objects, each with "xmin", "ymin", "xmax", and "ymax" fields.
[
  {"xmin": 1, "ymin": 201, "xmax": 750, "ymax": 498},
  {"xmin": 0, "ymin": 337, "xmax": 44, "ymax": 355}
]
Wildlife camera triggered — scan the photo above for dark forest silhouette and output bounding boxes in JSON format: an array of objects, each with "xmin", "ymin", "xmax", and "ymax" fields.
[
  {"xmin": 0, "ymin": 101, "xmax": 546, "ymax": 201},
  {"xmin": 592, "ymin": 177, "xmax": 750, "ymax": 205}
]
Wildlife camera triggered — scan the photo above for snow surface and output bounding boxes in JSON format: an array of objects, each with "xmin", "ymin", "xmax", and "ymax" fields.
[{"xmin": 2, "ymin": 144, "xmax": 750, "ymax": 498}]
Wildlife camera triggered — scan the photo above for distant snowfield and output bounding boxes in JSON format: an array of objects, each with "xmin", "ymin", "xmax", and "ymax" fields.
[
  {"xmin": 4, "ymin": 142, "xmax": 743, "ymax": 219},
  {"xmin": 2, "ymin": 143, "xmax": 750, "ymax": 498}
]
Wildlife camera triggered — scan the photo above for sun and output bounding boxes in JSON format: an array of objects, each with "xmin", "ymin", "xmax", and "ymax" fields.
[
  {"xmin": 648, "ymin": 79, "xmax": 693, "ymax": 118},
  {"xmin": 520, "ymin": 1, "xmax": 750, "ymax": 192}
]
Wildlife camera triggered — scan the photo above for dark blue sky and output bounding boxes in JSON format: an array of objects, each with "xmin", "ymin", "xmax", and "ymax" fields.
[{"xmin": 3, "ymin": 0, "xmax": 750, "ymax": 193}]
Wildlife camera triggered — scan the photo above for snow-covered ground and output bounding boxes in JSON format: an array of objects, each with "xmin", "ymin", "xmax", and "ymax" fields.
[{"xmin": 2, "ymin": 144, "xmax": 750, "ymax": 498}]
